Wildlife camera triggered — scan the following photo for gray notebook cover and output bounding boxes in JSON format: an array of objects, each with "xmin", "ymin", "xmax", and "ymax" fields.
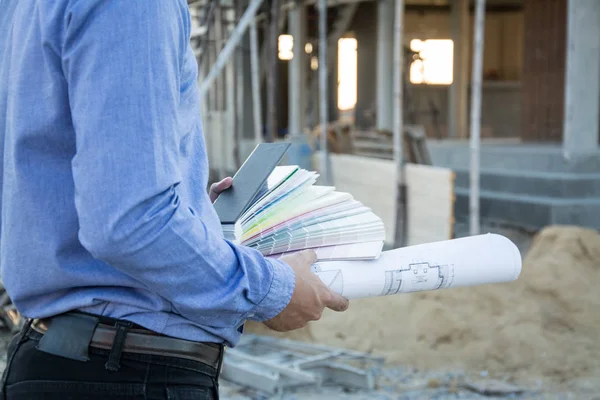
[{"xmin": 213, "ymin": 142, "xmax": 291, "ymax": 225}]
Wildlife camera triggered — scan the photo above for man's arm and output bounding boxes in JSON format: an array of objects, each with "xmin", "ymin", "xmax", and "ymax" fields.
[{"xmin": 62, "ymin": 0, "xmax": 294, "ymax": 329}]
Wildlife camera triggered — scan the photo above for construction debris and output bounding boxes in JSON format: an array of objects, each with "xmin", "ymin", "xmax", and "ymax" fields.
[
  {"xmin": 462, "ymin": 379, "xmax": 524, "ymax": 396},
  {"xmin": 348, "ymin": 125, "xmax": 432, "ymax": 165},
  {"xmin": 220, "ymin": 362, "xmax": 537, "ymax": 400},
  {"xmin": 221, "ymin": 334, "xmax": 384, "ymax": 394},
  {"xmin": 246, "ymin": 225, "xmax": 600, "ymax": 392}
]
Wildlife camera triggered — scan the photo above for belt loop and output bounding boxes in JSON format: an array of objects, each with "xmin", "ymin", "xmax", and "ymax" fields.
[
  {"xmin": 104, "ymin": 320, "xmax": 132, "ymax": 372},
  {"xmin": 216, "ymin": 345, "xmax": 225, "ymax": 380},
  {"xmin": 212, "ymin": 346, "xmax": 225, "ymax": 400}
]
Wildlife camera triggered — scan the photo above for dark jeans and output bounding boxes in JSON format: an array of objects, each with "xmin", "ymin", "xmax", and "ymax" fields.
[{"xmin": 0, "ymin": 322, "xmax": 219, "ymax": 400}]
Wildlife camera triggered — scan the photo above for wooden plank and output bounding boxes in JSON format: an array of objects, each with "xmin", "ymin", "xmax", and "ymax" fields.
[
  {"xmin": 312, "ymin": 154, "xmax": 455, "ymax": 248},
  {"xmin": 405, "ymin": 163, "xmax": 454, "ymax": 246},
  {"xmin": 313, "ymin": 153, "xmax": 397, "ymax": 245}
]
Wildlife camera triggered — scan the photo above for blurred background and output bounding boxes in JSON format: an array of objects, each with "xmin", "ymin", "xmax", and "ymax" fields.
[{"xmin": 191, "ymin": 1, "xmax": 600, "ymax": 397}]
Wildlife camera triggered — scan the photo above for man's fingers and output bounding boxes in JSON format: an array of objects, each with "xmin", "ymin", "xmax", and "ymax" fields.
[
  {"xmin": 324, "ymin": 290, "xmax": 350, "ymax": 312},
  {"xmin": 298, "ymin": 249, "xmax": 317, "ymax": 266},
  {"xmin": 209, "ymin": 177, "xmax": 233, "ymax": 202},
  {"xmin": 213, "ymin": 177, "xmax": 232, "ymax": 193}
]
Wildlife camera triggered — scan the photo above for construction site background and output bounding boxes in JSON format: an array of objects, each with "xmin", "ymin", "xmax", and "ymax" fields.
[{"xmin": 1, "ymin": 0, "xmax": 599, "ymax": 399}]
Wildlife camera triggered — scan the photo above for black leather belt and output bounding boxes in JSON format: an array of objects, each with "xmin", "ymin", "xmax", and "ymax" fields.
[{"xmin": 30, "ymin": 313, "xmax": 224, "ymax": 372}]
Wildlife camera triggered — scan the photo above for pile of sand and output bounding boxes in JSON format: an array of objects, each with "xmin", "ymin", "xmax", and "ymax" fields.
[{"xmin": 247, "ymin": 225, "xmax": 600, "ymax": 384}]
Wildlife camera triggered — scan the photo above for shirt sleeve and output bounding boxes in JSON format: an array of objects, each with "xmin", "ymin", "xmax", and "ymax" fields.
[{"xmin": 61, "ymin": 0, "xmax": 295, "ymax": 330}]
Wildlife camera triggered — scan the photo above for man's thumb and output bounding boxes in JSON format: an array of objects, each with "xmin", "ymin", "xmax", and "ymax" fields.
[{"xmin": 324, "ymin": 290, "xmax": 349, "ymax": 312}]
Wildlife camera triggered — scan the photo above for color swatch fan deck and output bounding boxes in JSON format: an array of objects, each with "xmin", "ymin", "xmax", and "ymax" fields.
[
  {"xmin": 212, "ymin": 143, "xmax": 386, "ymax": 261},
  {"xmin": 222, "ymin": 165, "xmax": 385, "ymax": 261}
]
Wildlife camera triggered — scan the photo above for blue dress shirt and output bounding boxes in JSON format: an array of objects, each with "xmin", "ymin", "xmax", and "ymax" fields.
[{"xmin": 0, "ymin": 0, "xmax": 295, "ymax": 347}]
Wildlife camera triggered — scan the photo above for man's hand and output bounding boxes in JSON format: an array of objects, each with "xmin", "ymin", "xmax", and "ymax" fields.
[
  {"xmin": 264, "ymin": 250, "xmax": 349, "ymax": 332},
  {"xmin": 209, "ymin": 177, "xmax": 233, "ymax": 203}
]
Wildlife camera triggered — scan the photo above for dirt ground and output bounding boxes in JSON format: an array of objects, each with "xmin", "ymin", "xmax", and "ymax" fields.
[
  {"xmin": 245, "ymin": 225, "xmax": 600, "ymax": 396},
  {"xmin": 0, "ymin": 225, "xmax": 598, "ymax": 398}
]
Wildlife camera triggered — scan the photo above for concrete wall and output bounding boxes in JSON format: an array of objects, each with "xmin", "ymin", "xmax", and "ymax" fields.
[
  {"xmin": 521, "ymin": 0, "xmax": 566, "ymax": 142},
  {"xmin": 406, "ymin": 81, "xmax": 521, "ymax": 138},
  {"xmin": 402, "ymin": 8, "xmax": 524, "ymax": 81},
  {"xmin": 268, "ymin": 3, "xmax": 525, "ymax": 138},
  {"xmin": 352, "ymin": 3, "xmax": 524, "ymax": 137}
]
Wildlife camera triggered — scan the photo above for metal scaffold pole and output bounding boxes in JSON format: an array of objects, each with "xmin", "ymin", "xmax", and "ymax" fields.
[
  {"xmin": 317, "ymin": 0, "xmax": 331, "ymax": 185},
  {"xmin": 199, "ymin": 0, "xmax": 265, "ymax": 97},
  {"xmin": 266, "ymin": 0, "xmax": 281, "ymax": 143},
  {"xmin": 392, "ymin": 0, "xmax": 405, "ymax": 248},
  {"xmin": 214, "ymin": 3, "xmax": 226, "ymax": 178},
  {"xmin": 249, "ymin": 18, "xmax": 263, "ymax": 146},
  {"xmin": 288, "ymin": 1, "xmax": 305, "ymax": 138},
  {"xmin": 225, "ymin": 9, "xmax": 237, "ymax": 172},
  {"xmin": 469, "ymin": 0, "xmax": 486, "ymax": 236},
  {"xmin": 377, "ymin": 0, "xmax": 394, "ymax": 132},
  {"xmin": 234, "ymin": 1, "xmax": 246, "ymax": 168}
]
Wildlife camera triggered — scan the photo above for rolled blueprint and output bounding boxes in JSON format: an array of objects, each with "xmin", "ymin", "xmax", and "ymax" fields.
[{"xmin": 311, "ymin": 233, "xmax": 522, "ymax": 299}]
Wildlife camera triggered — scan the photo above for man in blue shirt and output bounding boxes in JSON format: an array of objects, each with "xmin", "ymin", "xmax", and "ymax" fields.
[{"xmin": 0, "ymin": 0, "xmax": 349, "ymax": 398}]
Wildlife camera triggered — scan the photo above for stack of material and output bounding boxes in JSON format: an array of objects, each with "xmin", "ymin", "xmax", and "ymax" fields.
[{"xmin": 351, "ymin": 125, "xmax": 432, "ymax": 164}]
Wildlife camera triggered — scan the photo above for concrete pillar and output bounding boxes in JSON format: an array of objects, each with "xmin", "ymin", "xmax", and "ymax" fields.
[
  {"xmin": 286, "ymin": 2, "xmax": 312, "ymax": 171},
  {"xmin": 563, "ymin": 0, "xmax": 600, "ymax": 155},
  {"xmin": 376, "ymin": 0, "xmax": 394, "ymax": 132},
  {"xmin": 288, "ymin": 2, "xmax": 306, "ymax": 137},
  {"xmin": 354, "ymin": 2, "xmax": 377, "ymax": 129},
  {"xmin": 448, "ymin": 0, "xmax": 469, "ymax": 138},
  {"xmin": 266, "ymin": 0, "xmax": 281, "ymax": 142}
]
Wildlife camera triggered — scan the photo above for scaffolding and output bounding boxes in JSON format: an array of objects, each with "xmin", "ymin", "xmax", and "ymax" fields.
[{"xmin": 189, "ymin": 0, "xmax": 486, "ymax": 241}]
